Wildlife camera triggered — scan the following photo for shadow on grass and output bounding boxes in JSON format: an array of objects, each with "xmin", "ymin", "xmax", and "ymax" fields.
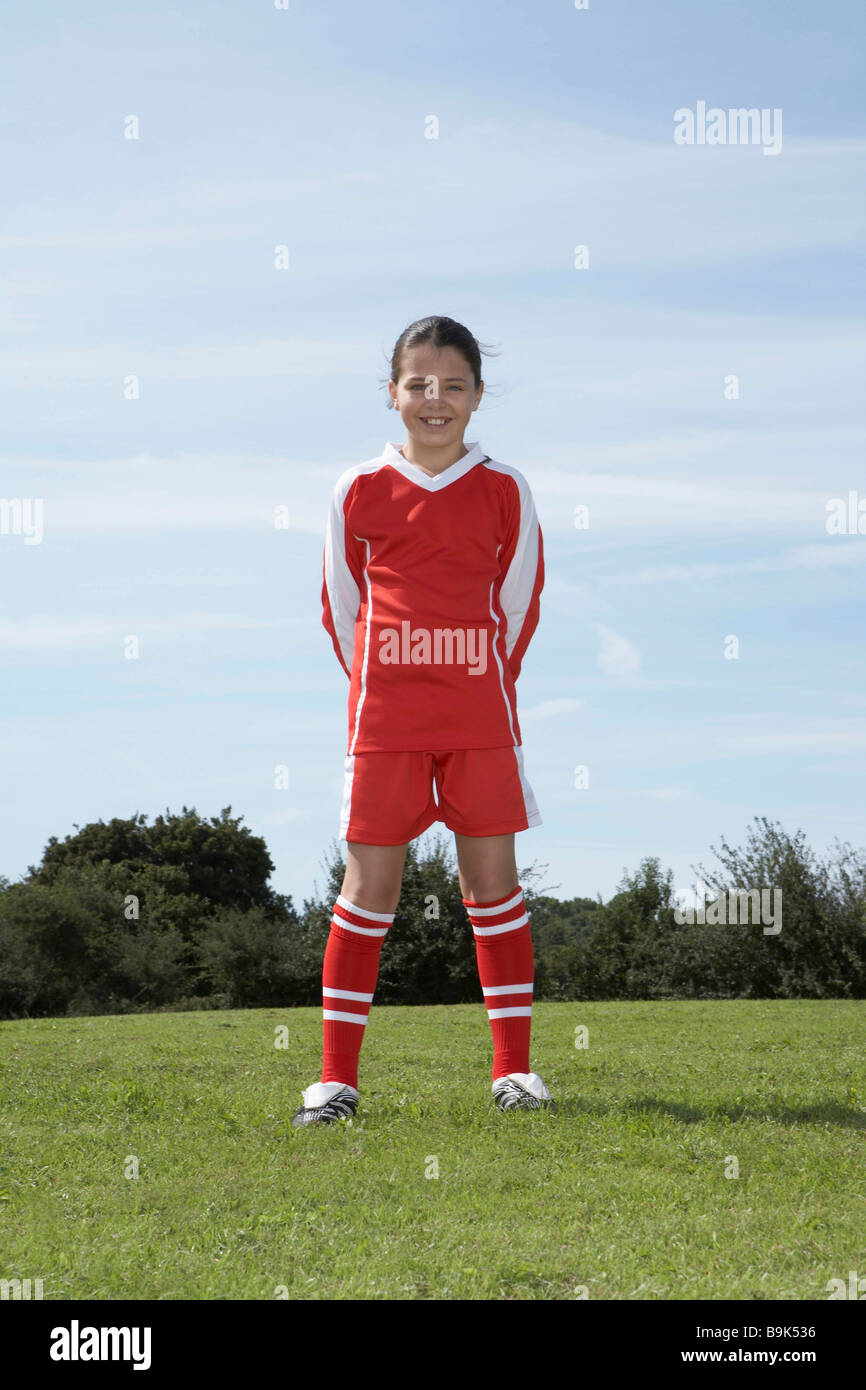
[{"xmin": 547, "ymin": 1094, "xmax": 865, "ymax": 1131}]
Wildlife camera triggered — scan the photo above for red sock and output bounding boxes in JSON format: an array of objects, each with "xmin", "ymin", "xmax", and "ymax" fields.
[
  {"xmin": 321, "ymin": 894, "xmax": 394, "ymax": 1089},
  {"xmin": 463, "ymin": 887, "xmax": 535, "ymax": 1081}
]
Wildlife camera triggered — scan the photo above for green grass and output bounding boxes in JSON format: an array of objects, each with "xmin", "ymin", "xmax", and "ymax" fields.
[{"xmin": 1, "ymin": 1001, "xmax": 863, "ymax": 1300}]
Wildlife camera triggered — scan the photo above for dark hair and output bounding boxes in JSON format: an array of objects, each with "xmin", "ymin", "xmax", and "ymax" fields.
[{"xmin": 383, "ymin": 316, "xmax": 497, "ymax": 408}]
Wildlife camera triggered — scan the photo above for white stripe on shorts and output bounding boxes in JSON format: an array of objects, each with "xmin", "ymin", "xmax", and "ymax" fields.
[{"xmin": 512, "ymin": 744, "xmax": 542, "ymax": 827}]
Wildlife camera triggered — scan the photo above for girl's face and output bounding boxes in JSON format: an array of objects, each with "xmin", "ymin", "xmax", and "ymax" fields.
[{"xmin": 388, "ymin": 344, "xmax": 482, "ymax": 449}]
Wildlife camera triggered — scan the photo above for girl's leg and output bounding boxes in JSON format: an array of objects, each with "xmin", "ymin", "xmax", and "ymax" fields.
[
  {"xmin": 341, "ymin": 841, "xmax": 410, "ymax": 913},
  {"xmin": 454, "ymin": 832, "xmax": 518, "ymax": 904},
  {"xmin": 320, "ymin": 841, "xmax": 409, "ymax": 1086},
  {"xmin": 455, "ymin": 832, "xmax": 535, "ymax": 1081}
]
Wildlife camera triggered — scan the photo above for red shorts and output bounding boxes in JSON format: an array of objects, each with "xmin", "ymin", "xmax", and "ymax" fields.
[{"xmin": 339, "ymin": 746, "xmax": 542, "ymax": 844}]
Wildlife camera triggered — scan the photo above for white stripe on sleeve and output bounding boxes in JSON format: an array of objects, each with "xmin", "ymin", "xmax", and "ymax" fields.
[{"xmin": 323, "ymin": 477, "xmax": 362, "ymax": 675}]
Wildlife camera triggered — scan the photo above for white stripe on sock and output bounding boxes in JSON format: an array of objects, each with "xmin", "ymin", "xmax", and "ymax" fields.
[
  {"xmin": 472, "ymin": 912, "xmax": 529, "ymax": 936},
  {"xmin": 335, "ymin": 893, "xmax": 395, "ymax": 923},
  {"xmin": 487, "ymin": 1006, "xmax": 533, "ymax": 1019},
  {"xmin": 464, "ymin": 890, "xmax": 524, "ymax": 917},
  {"xmin": 482, "ymin": 982, "xmax": 534, "ymax": 996},
  {"xmin": 331, "ymin": 915, "xmax": 389, "ymax": 937},
  {"xmin": 323, "ymin": 987, "xmax": 375, "ymax": 1002},
  {"xmin": 322, "ymin": 1009, "xmax": 369, "ymax": 1025}
]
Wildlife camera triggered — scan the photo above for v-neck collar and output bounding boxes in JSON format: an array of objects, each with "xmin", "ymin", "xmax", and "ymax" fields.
[{"xmin": 382, "ymin": 440, "xmax": 487, "ymax": 491}]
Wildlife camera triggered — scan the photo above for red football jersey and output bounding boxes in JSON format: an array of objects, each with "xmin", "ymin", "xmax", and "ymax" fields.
[{"xmin": 322, "ymin": 440, "xmax": 544, "ymax": 753}]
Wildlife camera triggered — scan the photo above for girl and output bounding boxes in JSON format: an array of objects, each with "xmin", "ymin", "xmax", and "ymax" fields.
[{"xmin": 292, "ymin": 316, "xmax": 555, "ymax": 1125}]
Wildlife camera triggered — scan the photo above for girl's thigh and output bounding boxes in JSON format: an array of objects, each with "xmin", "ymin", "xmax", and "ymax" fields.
[
  {"xmin": 453, "ymin": 832, "xmax": 518, "ymax": 904},
  {"xmin": 341, "ymin": 841, "xmax": 410, "ymax": 913}
]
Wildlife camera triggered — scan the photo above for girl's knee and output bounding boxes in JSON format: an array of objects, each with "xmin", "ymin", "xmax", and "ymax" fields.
[
  {"xmin": 339, "ymin": 871, "xmax": 402, "ymax": 915},
  {"xmin": 460, "ymin": 875, "xmax": 519, "ymax": 905}
]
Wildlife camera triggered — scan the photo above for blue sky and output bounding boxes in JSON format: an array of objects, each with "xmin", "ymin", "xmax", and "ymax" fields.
[{"xmin": 1, "ymin": 0, "xmax": 864, "ymax": 909}]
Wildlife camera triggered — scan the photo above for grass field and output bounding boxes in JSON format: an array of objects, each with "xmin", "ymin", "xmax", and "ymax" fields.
[{"xmin": 1, "ymin": 1000, "xmax": 863, "ymax": 1300}]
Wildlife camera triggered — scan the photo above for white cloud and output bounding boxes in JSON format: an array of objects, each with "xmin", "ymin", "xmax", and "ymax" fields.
[
  {"xmin": 0, "ymin": 450, "xmax": 344, "ymax": 534},
  {"xmin": 260, "ymin": 808, "xmax": 306, "ymax": 826},
  {"xmin": 634, "ymin": 786, "xmax": 689, "ymax": 802},
  {"xmin": 0, "ymin": 612, "xmax": 298, "ymax": 649},
  {"xmin": 595, "ymin": 624, "xmax": 641, "ymax": 680},
  {"xmin": 721, "ymin": 729, "xmax": 866, "ymax": 752},
  {"xmin": 5, "ymin": 113, "xmax": 863, "ymax": 273},
  {"xmin": 608, "ymin": 542, "xmax": 866, "ymax": 587},
  {"xmin": 520, "ymin": 697, "xmax": 583, "ymax": 722},
  {"xmin": 9, "ymin": 443, "xmax": 855, "ymax": 543},
  {"xmin": 28, "ymin": 493, "xmax": 327, "ymax": 534},
  {"xmin": 531, "ymin": 461, "xmax": 852, "ymax": 531},
  {"xmin": 0, "ymin": 337, "xmax": 376, "ymax": 381}
]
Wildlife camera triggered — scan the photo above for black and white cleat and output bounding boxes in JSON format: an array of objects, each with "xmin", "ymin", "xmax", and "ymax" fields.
[
  {"xmin": 492, "ymin": 1072, "xmax": 557, "ymax": 1112},
  {"xmin": 291, "ymin": 1081, "xmax": 360, "ymax": 1127}
]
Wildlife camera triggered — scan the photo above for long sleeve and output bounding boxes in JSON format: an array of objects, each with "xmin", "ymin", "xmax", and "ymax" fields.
[
  {"xmin": 498, "ymin": 476, "xmax": 544, "ymax": 681},
  {"xmin": 322, "ymin": 477, "xmax": 364, "ymax": 679}
]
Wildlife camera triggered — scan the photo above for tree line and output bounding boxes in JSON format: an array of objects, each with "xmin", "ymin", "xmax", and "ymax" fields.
[{"xmin": 0, "ymin": 807, "xmax": 863, "ymax": 1019}]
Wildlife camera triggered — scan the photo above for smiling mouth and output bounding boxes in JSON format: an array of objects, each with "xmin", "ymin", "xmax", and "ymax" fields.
[{"xmin": 419, "ymin": 417, "xmax": 452, "ymax": 426}]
